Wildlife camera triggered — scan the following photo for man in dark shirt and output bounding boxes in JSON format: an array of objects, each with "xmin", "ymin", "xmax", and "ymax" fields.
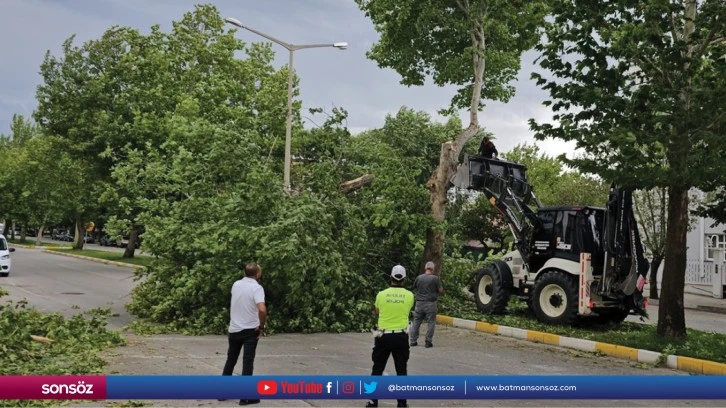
[
  {"xmin": 409, "ymin": 261, "xmax": 443, "ymax": 348},
  {"xmin": 479, "ymin": 137, "xmax": 498, "ymax": 159}
]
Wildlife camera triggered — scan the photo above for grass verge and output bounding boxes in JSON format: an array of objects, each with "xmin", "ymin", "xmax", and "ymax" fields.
[
  {"xmin": 0, "ymin": 287, "xmax": 125, "ymax": 407},
  {"xmin": 439, "ymin": 294, "xmax": 726, "ymax": 364},
  {"xmin": 51, "ymin": 248, "xmax": 153, "ymax": 268}
]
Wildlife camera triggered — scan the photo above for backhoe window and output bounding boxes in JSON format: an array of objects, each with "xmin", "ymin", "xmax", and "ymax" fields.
[
  {"xmin": 554, "ymin": 211, "xmax": 579, "ymax": 253},
  {"xmin": 536, "ymin": 211, "xmax": 555, "ymax": 232}
]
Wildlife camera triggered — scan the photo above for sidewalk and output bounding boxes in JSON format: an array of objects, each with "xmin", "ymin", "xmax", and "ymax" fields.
[{"xmin": 645, "ymin": 284, "xmax": 726, "ymax": 315}]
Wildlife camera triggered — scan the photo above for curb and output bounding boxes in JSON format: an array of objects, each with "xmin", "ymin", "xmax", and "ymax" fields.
[
  {"xmin": 649, "ymin": 298, "xmax": 726, "ymax": 315},
  {"xmin": 436, "ymin": 314, "xmax": 726, "ymax": 375},
  {"xmin": 696, "ymin": 305, "xmax": 726, "ymax": 314},
  {"xmin": 43, "ymin": 249, "xmax": 145, "ymax": 270}
]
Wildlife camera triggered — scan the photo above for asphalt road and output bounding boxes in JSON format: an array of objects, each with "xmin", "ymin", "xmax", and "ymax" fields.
[
  {"xmin": 0, "ymin": 246, "xmax": 136, "ymax": 328},
  {"xmin": 88, "ymin": 327, "xmax": 707, "ymax": 408}
]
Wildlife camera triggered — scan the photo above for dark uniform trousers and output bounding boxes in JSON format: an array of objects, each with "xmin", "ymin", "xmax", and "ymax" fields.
[{"xmin": 370, "ymin": 332, "xmax": 409, "ymax": 407}]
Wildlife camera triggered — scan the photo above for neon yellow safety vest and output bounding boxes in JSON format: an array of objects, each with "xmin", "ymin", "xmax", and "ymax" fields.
[{"xmin": 375, "ymin": 287, "xmax": 414, "ymax": 330}]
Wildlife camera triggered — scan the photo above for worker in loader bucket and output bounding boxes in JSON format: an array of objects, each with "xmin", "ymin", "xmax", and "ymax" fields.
[{"xmin": 479, "ymin": 137, "xmax": 499, "ymax": 159}]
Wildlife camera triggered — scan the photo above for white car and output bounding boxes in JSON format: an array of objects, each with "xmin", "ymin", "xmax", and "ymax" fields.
[{"xmin": 0, "ymin": 235, "xmax": 15, "ymax": 277}]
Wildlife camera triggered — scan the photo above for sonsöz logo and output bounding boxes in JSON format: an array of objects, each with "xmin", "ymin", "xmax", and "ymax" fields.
[{"xmin": 41, "ymin": 381, "xmax": 94, "ymax": 395}]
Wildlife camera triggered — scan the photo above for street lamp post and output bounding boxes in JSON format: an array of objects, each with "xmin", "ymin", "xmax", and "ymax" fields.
[{"xmin": 224, "ymin": 17, "xmax": 347, "ymax": 192}]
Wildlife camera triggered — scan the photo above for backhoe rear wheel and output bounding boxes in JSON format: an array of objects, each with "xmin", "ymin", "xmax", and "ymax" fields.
[
  {"xmin": 474, "ymin": 263, "xmax": 510, "ymax": 314},
  {"xmin": 532, "ymin": 271, "xmax": 578, "ymax": 325}
]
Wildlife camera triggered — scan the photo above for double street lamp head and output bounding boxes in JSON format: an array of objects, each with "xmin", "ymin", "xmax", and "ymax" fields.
[
  {"xmin": 224, "ymin": 16, "xmax": 348, "ymax": 51},
  {"xmin": 224, "ymin": 15, "xmax": 348, "ymax": 193}
]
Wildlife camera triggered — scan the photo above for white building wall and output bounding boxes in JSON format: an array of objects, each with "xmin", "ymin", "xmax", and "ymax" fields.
[{"xmin": 686, "ymin": 219, "xmax": 703, "ymax": 261}]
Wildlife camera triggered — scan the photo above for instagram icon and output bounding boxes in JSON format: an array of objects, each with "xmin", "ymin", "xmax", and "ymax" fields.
[{"xmin": 341, "ymin": 381, "xmax": 355, "ymax": 394}]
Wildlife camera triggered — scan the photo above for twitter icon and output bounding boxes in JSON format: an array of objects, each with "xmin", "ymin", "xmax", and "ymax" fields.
[{"xmin": 363, "ymin": 381, "xmax": 377, "ymax": 394}]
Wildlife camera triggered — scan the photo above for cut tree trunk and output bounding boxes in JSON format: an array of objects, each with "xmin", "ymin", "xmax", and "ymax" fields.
[
  {"xmin": 421, "ymin": 142, "xmax": 458, "ymax": 276},
  {"xmin": 421, "ymin": 20, "xmax": 486, "ymax": 278},
  {"xmin": 649, "ymin": 255, "xmax": 662, "ymax": 300},
  {"xmin": 74, "ymin": 217, "xmax": 85, "ymax": 250},
  {"xmin": 20, "ymin": 225, "xmax": 26, "ymax": 242},
  {"xmin": 657, "ymin": 186, "xmax": 689, "ymax": 338},
  {"xmin": 124, "ymin": 228, "xmax": 138, "ymax": 258},
  {"xmin": 340, "ymin": 174, "xmax": 374, "ymax": 193}
]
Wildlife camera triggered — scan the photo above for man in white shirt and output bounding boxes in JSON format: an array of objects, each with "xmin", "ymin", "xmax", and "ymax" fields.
[{"xmin": 222, "ymin": 263, "xmax": 267, "ymax": 405}]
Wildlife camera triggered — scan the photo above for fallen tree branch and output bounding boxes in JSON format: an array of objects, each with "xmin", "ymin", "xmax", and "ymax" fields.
[
  {"xmin": 340, "ymin": 174, "xmax": 374, "ymax": 193},
  {"xmin": 31, "ymin": 335, "xmax": 54, "ymax": 344}
]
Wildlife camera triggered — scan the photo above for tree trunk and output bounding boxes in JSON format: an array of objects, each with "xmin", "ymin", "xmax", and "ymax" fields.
[
  {"xmin": 657, "ymin": 186, "xmax": 689, "ymax": 338},
  {"xmin": 123, "ymin": 227, "xmax": 138, "ymax": 258},
  {"xmin": 35, "ymin": 224, "xmax": 45, "ymax": 246},
  {"xmin": 421, "ymin": 21, "xmax": 486, "ymax": 277},
  {"xmin": 74, "ymin": 217, "xmax": 85, "ymax": 250},
  {"xmin": 3, "ymin": 220, "xmax": 9, "ymax": 237},
  {"xmin": 421, "ymin": 142, "xmax": 458, "ymax": 276},
  {"xmin": 20, "ymin": 225, "xmax": 26, "ymax": 242},
  {"xmin": 36, "ymin": 214, "xmax": 48, "ymax": 246},
  {"xmin": 11, "ymin": 222, "xmax": 16, "ymax": 240},
  {"xmin": 649, "ymin": 255, "xmax": 662, "ymax": 300}
]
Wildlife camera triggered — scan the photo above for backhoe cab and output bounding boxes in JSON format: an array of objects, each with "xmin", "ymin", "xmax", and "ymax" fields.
[{"xmin": 455, "ymin": 155, "xmax": 649, "ymax": 325}]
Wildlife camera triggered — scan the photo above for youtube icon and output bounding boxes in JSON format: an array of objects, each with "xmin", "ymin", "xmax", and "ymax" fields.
[{"xmin": 257, "ymin": 380, "xmax": 278, "ymax": 395}]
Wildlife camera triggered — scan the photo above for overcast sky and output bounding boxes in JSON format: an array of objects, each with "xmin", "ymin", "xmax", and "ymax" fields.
[{"xmin": 0, "ymin": 0, "xmax": 575, "ymax": 157}]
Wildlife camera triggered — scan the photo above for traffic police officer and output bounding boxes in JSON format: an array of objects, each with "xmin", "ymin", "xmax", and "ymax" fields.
[{"xmin": 367, "ymin": 265, "xmax": 414, "ymax": 408}]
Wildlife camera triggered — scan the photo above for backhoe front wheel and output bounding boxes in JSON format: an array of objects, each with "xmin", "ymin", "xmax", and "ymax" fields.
[
  {"xmin": 531, "ymin": 271, "xmax": 578, "ymax": 325},
  {"xmin": 474, "ymin": 263, "xmax": 510, "ymax": 314}
]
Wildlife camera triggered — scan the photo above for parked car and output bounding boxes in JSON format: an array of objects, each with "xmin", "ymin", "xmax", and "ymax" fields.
[
  {"xmin": 118, "ymin": 236, "xmax": 141, "ymax": 249},
  {"xmin": 0, "ymin": 235, "xmax": 16, "ymax": 277},
  {"xmin": 51, "ymin": 229, "xmax": 65, "ymax": 240},
  {"xmin": 83, "ymin": 234, "xmax": 94, "ymax": 244},
  {"xmin": 62, "ymin": 232, "xmax": 75, "ymax": 242},
  {"xmin": 98, "ymin": 235, "xmax": 117, "ymax": 246}
]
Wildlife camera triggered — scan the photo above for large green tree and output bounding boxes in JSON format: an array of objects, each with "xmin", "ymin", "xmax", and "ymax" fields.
[
  {"xmin": 0, "ymin": 115, "xmax": 44, "ymax": 241},
  {"xmin": 356, "ymin": 0, "xmax": 549, "ymax": 275},
  {"xmin": 33, "ymin": 31, "xmax": 122, "ymax": 248},
  {"xmin": 35, "ymin": 4, "xmax": 290, "ymax": 254},
  {"xmin": 0, "ymin": 117, "xmax": 88, "ymax": 245},
  {"xmin": 19, "ymin": 136, "xmax": 86, "ymax": 245},
  {"xmin": 530, "ymin": 0, "xmax": 725, "ymax": 337}
]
